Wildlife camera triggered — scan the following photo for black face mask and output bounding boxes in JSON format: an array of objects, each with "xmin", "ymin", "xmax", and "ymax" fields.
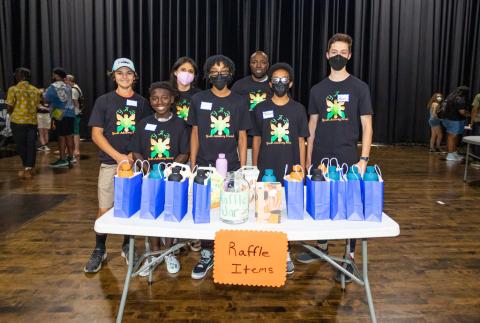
[
  {"xmin": 272, "ymin": 83, "xmax": 289, "ymax": 97},
  {"xmin": 328, "ymin": 54, "xmax": 348, "ymax": 71},
  {"xmin": 209, "ymin": 74, "xmax": 232, "ymax": 90}
]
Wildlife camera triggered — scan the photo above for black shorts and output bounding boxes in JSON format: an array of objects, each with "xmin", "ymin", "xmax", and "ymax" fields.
[{"xmin": 56, "ymin": 117, "xmax": 75, "ymax": 136}]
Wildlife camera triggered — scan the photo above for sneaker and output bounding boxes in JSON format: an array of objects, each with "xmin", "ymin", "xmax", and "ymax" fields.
[
  {"xmin": 84, "ymin": 248, "xmax": 107, "ymax": 273},
  {"xmin": 470, "ymin": 161, "xmax": 480, "ymax": 168},
  {"xmin": 138, "ymin": 257, "xmax": 157, "ymax": 277},
  {"xmin": 49, "ymin": 159, "xmax": 69, "ymax": 168},
  {"xmin": 446, "ymin": 153, "xmax": 463, "ymax": 161},
  {"xmin": 165, "ymin": 254, "xmax": 181, "ymax": 274},
  {"xmin": 37, "ymin": 145, "xmax": 45, "ymax": 151},
  {"xmin": 335, "ymin": 259, "xmax": 355, "ymax": 284},
  {"xmin": 296, "ymin": 246, "xmax": 329, "ymax": 264},
  {"xmin": 190, "ymin": 239, "xmax": 201, "ymax": 252},
  {"xmin": 43, "ymin": 145, "xmax": 51, "ymax": 152},
  {"xmin": 121, "ymin": 243, "xmax": 139, "ymax": 266},
  {"xmin": 68, "ymin": 156, "xmax": 77, "ymax": 164},
  {"xmin": 191, "ymin": 249, "xmax": 213, "ymax": 279},
  {"xmin": 286, "ymin": 252, "xmax": 294, "ymax": 275}
]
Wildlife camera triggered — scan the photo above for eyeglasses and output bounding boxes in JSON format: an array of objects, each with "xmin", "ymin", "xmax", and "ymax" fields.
[
  {"xmin": 208, "ymin": 72, "xmax": 231, "ymax": 78},
  {"xmin": 271, "ymin": 77, "xmax": 289, "ymax": 84}
]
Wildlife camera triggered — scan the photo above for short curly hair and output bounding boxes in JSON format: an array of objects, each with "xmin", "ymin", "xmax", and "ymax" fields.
[
  {"xmin": 149, "ymin": 81, "xmax": 179, "ymax": 99},
  {"xmin": 203, "ymin": 55, "xmax": 235, "ymax": 79}
]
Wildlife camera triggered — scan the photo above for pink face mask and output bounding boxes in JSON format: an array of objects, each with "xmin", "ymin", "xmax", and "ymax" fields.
[{"xmin": 176, "ymin": 71, "xmax": 194, "ymax": 86}]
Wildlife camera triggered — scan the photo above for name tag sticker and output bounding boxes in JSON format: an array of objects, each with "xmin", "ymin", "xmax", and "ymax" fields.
[
  {"xmin": 145, "ymin": 123, "xmax": 157, "ymax": 131},
  {"xmin": 337, "ymin": 94, "xmax": 349, "ymax": 103},
  {"xmin": 126, "ymin": 99, "xmax": 138, "ymax": 107},
  {"xmin": 200, "ymin": 102, "xmax": 212, "ymax": 111},
  {"xmin": 263, "ymin": 110, "xmax": 274, "ymax": 119}
]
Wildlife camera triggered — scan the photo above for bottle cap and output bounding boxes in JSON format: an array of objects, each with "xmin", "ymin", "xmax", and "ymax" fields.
[{"xmin": 219, "ymin": 153, "xmax": 225, "ymax": 158}]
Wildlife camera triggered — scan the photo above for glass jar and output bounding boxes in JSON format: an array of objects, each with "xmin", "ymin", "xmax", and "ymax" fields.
[{"xmin": 219, "ymin": 171, "xmax": 250, "ymax": 224}]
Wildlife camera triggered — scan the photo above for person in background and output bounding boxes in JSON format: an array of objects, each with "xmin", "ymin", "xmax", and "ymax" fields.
[
  {"xmin": 65, "ymin": 74, "xmax": 83, "ymax": 159},
  {"xmin": 37, "ymin": 91, "xmax": 51, "ymax": 152},
  {"xmin": 469, "ymin": 91, "xmax": 480, "ymax": 166},
  {"xmin": 170, "ymin": 57, "xmax": 202, "ymax": 122},
  {"xmin": 44, "ymin": 67, "xmax": 76, "ymax": 167},
  {"xmin": 427, "ymin": 92, "xmax": 443, "ymax": 153},
  {"xmin": 6, "ymin": 67, "xmax": 41, "ymax": 178}
]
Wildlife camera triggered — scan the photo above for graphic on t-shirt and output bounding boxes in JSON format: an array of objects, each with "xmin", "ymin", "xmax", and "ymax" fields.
[
  {"xmin": 249, "ymin": 90, "xmax": 268, "ymax": 111},
  {"xmin": 176, "ymin": 99, "xmax": 190, "ymax": 121},
  {"xmin": 115, "ymin": 107, "xmax": 136, "ymax": 134},
  {"xmin": 208, "ymin": 107, "xmax": 233, "ymax": 138},
  {"xmin": 268, "ymin": 114, "xmax": 290, "ymax": 145},
  {"xmin": 323, "ymin": 91, "xmax": 349, "ymax": 122},
  {"xmin": 150, "ymin": 130, "xmax": 171, "ymax": 159}
]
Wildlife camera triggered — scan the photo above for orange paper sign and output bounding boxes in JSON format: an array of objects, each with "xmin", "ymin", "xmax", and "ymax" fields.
[{"xmin": 213, "ymin": 230, "xmax": 288, "ymax": 287}]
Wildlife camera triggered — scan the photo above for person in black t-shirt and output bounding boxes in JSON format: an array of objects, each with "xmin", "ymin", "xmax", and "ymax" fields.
[
  {"xmin": 170, "ymin": 57, "xmax": 202, "ymax": 122},
  {"xmin": 187, "ymin": 54, "xmax": 251, "ymax": 280},
  {"xmin": 298, "ymin": 33, "xmax": 373, "ymax": 284},
  {"xmin": 252, "ymin": 63, "xmax": 309, "ymax": 276},
  {"xmin": 232, "ymin": 51, "xmax": 273, "ymax": 148},
  {"xmin": 187, "ymin": 55, "xmax": 251, "ymax": 172},
  {"xmin": 85, "ymin": 58, "xmax": 151, "ymax": 274}
]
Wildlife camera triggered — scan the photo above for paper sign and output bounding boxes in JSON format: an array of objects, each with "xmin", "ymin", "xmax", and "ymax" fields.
[{"xmin": 213, "ymin": 230, "xmax": 288, "ymax": 287}]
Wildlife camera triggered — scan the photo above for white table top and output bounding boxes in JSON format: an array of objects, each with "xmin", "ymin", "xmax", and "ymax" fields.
[
  {"xmin": 463, "ymin": 136, "xmax": 480, "ymax": 145},
  {"xmin": 95, "ymin": 207, "xmax": 400, "ymax": 241}
]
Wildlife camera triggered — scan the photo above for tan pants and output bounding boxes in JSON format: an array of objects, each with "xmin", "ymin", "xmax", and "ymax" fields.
[{"xmin": 98, "ymin": 163, "xmax": 117, "ymax": 209}]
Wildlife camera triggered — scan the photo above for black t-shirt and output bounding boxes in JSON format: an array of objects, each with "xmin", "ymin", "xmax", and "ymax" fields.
[
  {"xmin": 445, "ymin": 96, "xmax": 467, "ymax": 121},
  {"xmin": 187, "ymin": 89, "xmax": 252, "ymax": 171},
  {"xmin": 88, "ymin": 91, "xmax": 151, "ymax": 164},
  {"xmin": 231, "ymin": 76, "xmax": 272, "ymax": 112},
  {"xmin": 127, "ymin": 114, "xmax": 189, "ymax": 166},
  {"xmin": 308, "ymin": 75, "xmax": 373, "ymax": 166},
  {"xmin": 175, "ymin": 87, "xmax": 202, "ymax": 122},
  {"xmin": 252, "ymin": 98, "xmax": 309, "ymax": 181}
]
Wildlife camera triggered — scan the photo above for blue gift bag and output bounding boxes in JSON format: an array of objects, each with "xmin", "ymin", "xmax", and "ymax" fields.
[
  {"xmin": 331, "ymin": 180, "xmax": 347, "ymax": 220},
  {"xmin": 306, "ymin": 176, "xmax": 331, "ymax": 220},
  {"xmin": 193, "ymin": 181, "xmax": 211, "ymax": 224},
  {"xmin": 284, "ymin": 178, "xmax": 304, "ymax": 220},
  {"xmin": 346, "ymin": 179, "xmax": 364, "ymax": 221},
  {"xmin": 140, "ymin": 176, "xmax": 165, "ymax": 219},
  {"xmin": 164, "ymin": 179, "xmax": 189, "ymax": 222},
  {"xmin": 364, "ymin": 166, "xmax": 384, "ymax": 222},
  {"xmin": 114, "ymin": 172, "xmax": 143, "ymax": 218}
]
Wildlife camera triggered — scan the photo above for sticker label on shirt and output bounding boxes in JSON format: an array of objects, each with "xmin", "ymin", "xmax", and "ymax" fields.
[
  {"xmin": 126, "ymin": 99, "xmax": 138, "ymax": 107},
  {"xmin": 263, "ymin": 110, "xmax": 274, "ymax": 119},
  {"xmin": 200, "ymin": 102, "xmax": 212, "ymax": 111},
  {"xmin": 145, "ymin": 123, "xmax": 157, "ymax": 131},
  {"xmin": 337, "ymin": 94, "xmax": 349, "ymax": 103}
]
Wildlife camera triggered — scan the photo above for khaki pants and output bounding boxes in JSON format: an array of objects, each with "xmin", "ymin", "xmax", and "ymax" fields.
[{"xmin": 98, "ymin": 163, "xmax": 117, "ymax": 209}]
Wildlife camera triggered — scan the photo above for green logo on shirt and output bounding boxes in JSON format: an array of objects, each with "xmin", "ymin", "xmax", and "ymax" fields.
[
  {"xmin": 150, "ymin": 130, "xmax": 171, "ymax": 159},
  {"xmin": 325, "ymin": 91, "xmax": 347, "ymax": 121},
  {"xmin": 269, "ymin": 114, "xmax": 290, "ymax": 144},
  {"xmin": 176, "ymin": 99, "xmax": 190, "ymax": 121},
  {"xmin": 115, "ymin": 107, "xmax": 136, "ymax": 133},
  {"xmin": 209, "ymin": 107, "xmax": 231, "ymax": 136},
  {"xmin": 249, "ymin": 90, "xmax": 267, "ymax": 111}
]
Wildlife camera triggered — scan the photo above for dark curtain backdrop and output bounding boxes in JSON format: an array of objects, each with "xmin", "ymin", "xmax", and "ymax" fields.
[{"xmin": 0, "ymin": 0, "xmax": 479, "ymax": 143}]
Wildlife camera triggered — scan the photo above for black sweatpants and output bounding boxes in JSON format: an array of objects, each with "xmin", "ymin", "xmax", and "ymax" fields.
[{"xmin": 11, "ymin": 122, "xmax": 37, "ymax": 168}]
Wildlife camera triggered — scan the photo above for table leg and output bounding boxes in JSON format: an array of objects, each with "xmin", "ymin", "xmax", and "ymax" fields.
[
  {"xmin": 464, "ymin": 143, "xmax": 470, "ymax": 182},
  {"xmin": 362, "ymin": 239, "xmax": 377, "ymax": 323},
  {"xmin": 116, "ymin": 236, "xmax": 135, "ymax": 323},
  {"xmin": 341, "ymin": 239, "xmax": 351, "ymax": 290}
]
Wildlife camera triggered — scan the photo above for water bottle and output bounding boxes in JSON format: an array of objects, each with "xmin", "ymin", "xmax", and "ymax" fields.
[
  {"xmin": 363, "ymin": 166, "xmax": 379, "ymax": 181},
  {"xmin": 194, "ymin": 169, "xmax": 209, "ymax": 185},
  {"xmin": 346, "ymin": 166, "xmax": 360, "ymax": 181},
  {"xmin": 327, "ymin": 166, "xmax": 340, "ymax": 181},
  {"xmin": 311, "ymin": 168, "xmax": 325, "ymax": 181},
  {"xmin": 149, "ymin": 163, "xmax": 163, "ymax": 179},
  {"xmin": 168, "ymin": 166, "xmax": 183, "ymax": 182},
  {"xmin": 261, "ymin": 169, "xmax": 277, "ymax": 182},
  {"xmin": 215, "ymin": 153, "xmax": 228, "ymax": 178}
]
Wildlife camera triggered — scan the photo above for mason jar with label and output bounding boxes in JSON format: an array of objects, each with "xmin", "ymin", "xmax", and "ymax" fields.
[{"xmin": 219, "ymin": 171, "xmax": 250, "ymax": 224}]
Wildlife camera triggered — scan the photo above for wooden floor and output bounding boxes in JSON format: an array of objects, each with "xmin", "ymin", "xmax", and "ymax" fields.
[{"xmin": 0, "ymin": 143, "xmax": 479, "ymax": 322}]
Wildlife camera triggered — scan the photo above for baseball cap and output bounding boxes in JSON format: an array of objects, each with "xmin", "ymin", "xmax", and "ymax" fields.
[{"xmin": 112, "ymin": 58, "xmax": 136, "ymax": 72}]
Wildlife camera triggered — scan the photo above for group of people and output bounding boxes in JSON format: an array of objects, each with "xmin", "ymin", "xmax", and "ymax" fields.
[
  {"xmin": 85, "ymin": 33, "xmax": 374, "ymax": 283},
  {"xmin": 5, "ymin": 67, "xmax": 84, "ymax": 178},
  {"xmin": 427, "ymin": 87, "xmax": 480, "ymax": 163}
]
